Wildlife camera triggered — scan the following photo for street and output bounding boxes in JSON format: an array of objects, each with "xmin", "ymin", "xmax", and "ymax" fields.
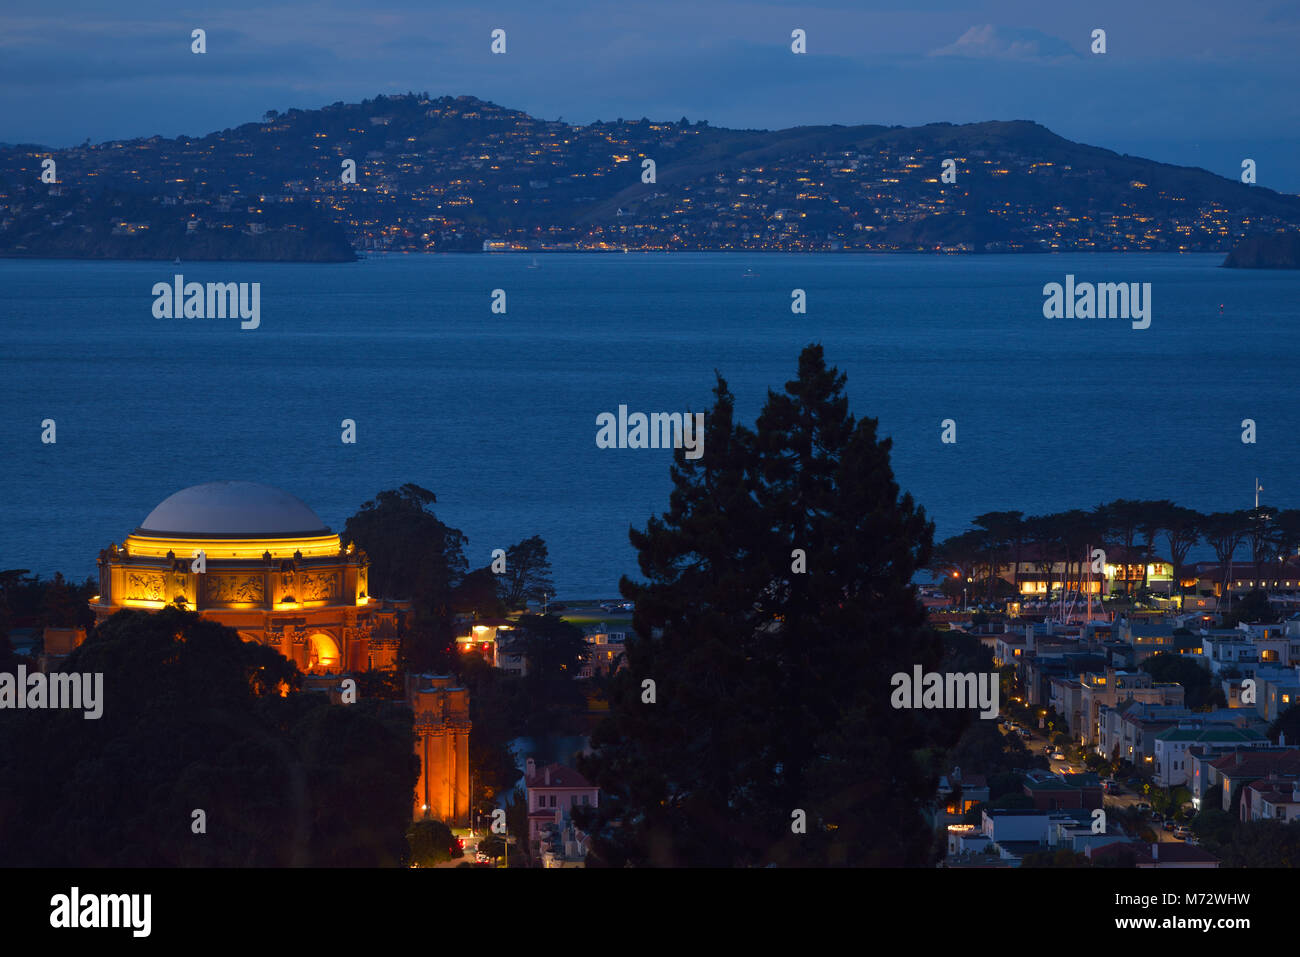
[{"xmin": 999, "ymin": 720, "xmax": 1184, "ymax": 842}]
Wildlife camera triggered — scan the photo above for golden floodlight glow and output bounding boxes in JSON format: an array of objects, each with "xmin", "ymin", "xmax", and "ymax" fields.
[
  {"xmin": 90, "ymin": 482, "xmax": 411, "ymax": 684},
  {"xmin": 123, "ymin": 531, "xmax": 342, "ymax": 560}
]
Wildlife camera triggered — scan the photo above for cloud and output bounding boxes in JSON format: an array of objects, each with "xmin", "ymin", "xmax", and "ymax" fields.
[{"xmin": 929, "ymin": 24, "xmax": 1079, "ymax": 62}]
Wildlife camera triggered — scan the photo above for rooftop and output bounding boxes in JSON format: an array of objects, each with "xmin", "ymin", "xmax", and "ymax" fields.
[
  {"xmin": 526, "ymin": 763, "xmax": 595, "ymax": 790},
  {"xmin": 136, "ymin": 481, "xmax": 331, "ymax": 538}
]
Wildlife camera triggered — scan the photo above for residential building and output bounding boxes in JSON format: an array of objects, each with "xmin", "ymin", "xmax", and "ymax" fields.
[
  {"xmin": 937, "ymin": 767, "xmax": 989, "ymax": 818},
  {"xmin": 1023, "ymin": 772, "xmax": 1102, "ymax": 811},
  {"xmin": 1207, "ymin": 749, "xmax": 1300, "ymax": 815},
  {"xmin": 1241, "ymin": 776, "xmax": 1300, "ymax": 822},
  {"xmin": 1059, "ymin": 667, "xmax": 1184, "ymax": 746},
  {"xmin": 523, "ymin": 758, "xmax": 600, "ymax": 862},
  {"xmin": 1256, "ymin": 667, "xmax": 1300, "ymax": 723},
  {"xmin": 1154, "ymin": 725, "xmax": 1269, "ymax": 787}
]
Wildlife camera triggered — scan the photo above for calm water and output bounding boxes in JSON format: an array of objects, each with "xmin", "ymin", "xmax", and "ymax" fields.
[{"xmin": 1, "ymin": 252, "xmax": 1296, "ymax": 595}]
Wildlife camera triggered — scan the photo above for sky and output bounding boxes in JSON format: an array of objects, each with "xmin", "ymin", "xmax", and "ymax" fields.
[{"xmin": 2, "ymin": 0, "xmax": 1298, "ymax": 191}]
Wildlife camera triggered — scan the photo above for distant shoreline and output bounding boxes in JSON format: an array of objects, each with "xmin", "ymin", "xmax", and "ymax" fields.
[{"xmin": 2, "ymin": 247, "xmax": 1259, "ymax": 264}]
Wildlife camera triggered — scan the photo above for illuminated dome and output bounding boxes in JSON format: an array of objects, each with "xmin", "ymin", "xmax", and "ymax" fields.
[
  {"xmin": 137, "ymin": 481, "xmax": 331, "ymax": 538},
  {"xmin": 92, "ymin": 482, "xmax": 403, "ymax": 684}
]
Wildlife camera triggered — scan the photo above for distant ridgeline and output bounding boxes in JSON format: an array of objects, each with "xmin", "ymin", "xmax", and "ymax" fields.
[
  {"xmin": 3, "ymin": 92, "xmax": 1300, "ymax": 258},
  {"xmin": 1223, "ymin": 232, "xmax": 1300, "ymax": 269}
]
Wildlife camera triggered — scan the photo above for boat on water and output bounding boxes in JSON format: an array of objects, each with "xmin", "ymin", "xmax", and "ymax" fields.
[
  {"xmin": 742, "ymin": 266, "xmax": 757, "ymax": 278},
  {"xmin": 173, "ymin": 257, "xmax": 181, "ymax": 265},
  {"xmin": 528, "ymin": 256, "xmax": 540, "ymax": 269}
]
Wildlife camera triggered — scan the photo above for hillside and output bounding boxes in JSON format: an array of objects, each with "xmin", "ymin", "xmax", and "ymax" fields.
[{"xmin": 2, "ymin": 93, "xmax": 1299, "ymax": 258}]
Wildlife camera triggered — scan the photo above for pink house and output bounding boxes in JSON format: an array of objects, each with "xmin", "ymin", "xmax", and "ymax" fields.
[{"xmin": 524, "ymin": 758, "xmax": 600, "ymax": 858}]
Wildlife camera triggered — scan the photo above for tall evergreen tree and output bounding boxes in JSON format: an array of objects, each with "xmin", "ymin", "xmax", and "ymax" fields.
[{"xmin": 578, "ymin": 345, "xmax": 953, "ymax": 866}]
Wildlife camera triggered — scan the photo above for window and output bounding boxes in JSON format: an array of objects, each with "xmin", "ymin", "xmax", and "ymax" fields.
[
  {"xmin": 582, "ymin": 795, "xmax": 589, "ymax": 805},
  {"xmin": 549, "ymin": 795, "xmax": 556, "ymax": 808},
  {"xmin": 571, "ymin": 795, "xmax": 578, "ymax": 807}
]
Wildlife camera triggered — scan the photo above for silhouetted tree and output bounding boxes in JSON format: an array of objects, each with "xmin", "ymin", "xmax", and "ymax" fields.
[
  {"xmin": 452, "ymin": 566, "xmax": 508, "ymax": 618},
  {"xmin": 343, "ymin": 484, "xmax": 468, "ymax": 604},
  {"xmin": 1155, "ymin": 504, "xmax": 1202, "ymax": 598},
  {"xmin": 344, "ymin": 484, "xmax": 469, "ymax": 673},
  {"xmin": 1141, "ymin": 652, "xmax": 1217, "ymax": 710},
  {"xmin": 579, "ymin": 345, "xmax": 952, "ymax": 866},
  {"xmin": 498, "ymin": 535, "xmax": 555, "ymax": 610},
  {"xmin": 1201, "ymin": 511, "xmax": 1249, "ymax": 601},
  {"xmin": 407, "ymin": 820, "xmax": 460, "ymax": 865},
  {"xmin": 0, "ymin": 607, "xmax": 418, "ymax": 866}
]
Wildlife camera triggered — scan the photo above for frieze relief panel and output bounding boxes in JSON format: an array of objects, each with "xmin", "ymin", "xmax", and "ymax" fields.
[
  {"xmin": 202, "ymin": 575, "xmax": 266, "ymax": 603},
  {"xmin": 124, "ymin": 572, "xmax": 166, "ymax": 602},
  {"xmin": 299, "ymin": 571, "xmax": 338, "ymax": 602}
]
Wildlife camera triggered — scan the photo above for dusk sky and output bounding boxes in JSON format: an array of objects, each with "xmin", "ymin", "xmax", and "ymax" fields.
[{"xmin": 3, "ymin": 0, "xmax": 1298, "ymax": 191}]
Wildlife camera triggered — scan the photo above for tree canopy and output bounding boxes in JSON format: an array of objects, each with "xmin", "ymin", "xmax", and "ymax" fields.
[
  {"xmin": 1140, "ymin": 652, "xmax": 1220, "ymax": 710},
  {"xmin": 343, "ymin": 483, "xmax": 467, "ymax": 606},
  {"xmin": 343, "ymin": 484, "xmax": 469, "ymax": 673},
  {"xmin": 576, "ymin": 345, "xmax": 958, "ymax": 866},
  {"xmin": 0, "ymin": 607, "xmax": 418, "ymax": 866},
  {"xmin": 498, "ymin": 535, "xmax": 555, "ymax": 611}
]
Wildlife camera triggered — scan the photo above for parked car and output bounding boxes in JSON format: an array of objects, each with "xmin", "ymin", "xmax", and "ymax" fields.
[
  {"xmin": 1051, "ymin": 751, "xmax": 1066, "ymax": 761},
  {"xmin": 1175, "ymin": 825, "xmax": 1192, "ymax": 839},
  {"xmin": 1102, "ymin": 780, "xmax": 1117, "ymax": 794},
  {"xmin": 1135, "ymin": 802, "xmax": 1151, "ymax": 813},
  {"xmin": 1162, "ymin": 819, "xmax": 1175, "ymax": 831}
]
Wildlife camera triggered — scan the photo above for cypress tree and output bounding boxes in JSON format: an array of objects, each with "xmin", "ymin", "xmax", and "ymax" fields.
[{"xmin": 579, "ymin": 345, "xmax": 955, "ymax": 866}]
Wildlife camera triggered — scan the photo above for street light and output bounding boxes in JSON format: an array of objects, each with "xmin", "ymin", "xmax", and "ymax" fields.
[{"xmin": 498, "ymin": 831, "xmax": 517, "ymax": 869}]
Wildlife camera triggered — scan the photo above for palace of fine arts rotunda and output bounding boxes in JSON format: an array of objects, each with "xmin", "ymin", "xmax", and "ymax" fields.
[
  {"xmin": 88, "ymin": 481, "xmax": 407, "ymax": 674},
  {"xmin": 72, "ymin": 480, "xmax": 473, "ymax": 825}
]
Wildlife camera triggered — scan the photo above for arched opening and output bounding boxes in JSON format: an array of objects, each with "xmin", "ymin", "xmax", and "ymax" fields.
[{"xmin": 307, "ymin": 632, "xmax": 341, "ymax": 673}]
